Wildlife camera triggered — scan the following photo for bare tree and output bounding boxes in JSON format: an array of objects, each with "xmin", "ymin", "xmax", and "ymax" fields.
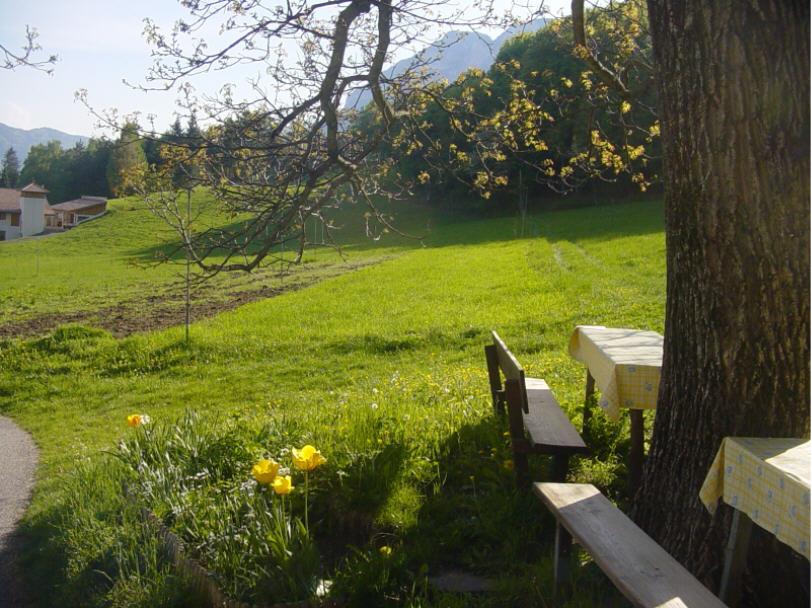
[
  {"xmin": 96, "ymin": 0, "xmax": 659, "ymax": 281},
  {"xmin": 80, "ymin": 0, "xmax": 522, "ymax": 280},
  {"xmin": 1, "ymin": 26, "xmax": 57, "ymax": 73}
]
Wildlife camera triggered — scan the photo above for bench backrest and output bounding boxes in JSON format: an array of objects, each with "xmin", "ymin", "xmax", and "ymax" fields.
[{"xmin": 485, "ymin": 331, "xmax": 529, "ymax": 413}]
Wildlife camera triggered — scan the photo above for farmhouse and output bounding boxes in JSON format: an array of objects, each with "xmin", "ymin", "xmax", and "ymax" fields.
[
  {"xmin": 0, "ymin": 183, "xmax": 107, "ymax": 241},
  {"xmin": 50, "ymin": 196, "xmax": 109, "ymax": 228}
]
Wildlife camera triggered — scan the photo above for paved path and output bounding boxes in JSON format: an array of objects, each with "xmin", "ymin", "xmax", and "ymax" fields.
[{"xmin": 0, "ymin": 416, "xmax": 38, "ymax": 608}]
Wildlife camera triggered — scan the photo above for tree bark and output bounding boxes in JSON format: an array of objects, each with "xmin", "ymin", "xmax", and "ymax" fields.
[{"xmin": 635, "ymin": 1, "xmax": 810, "ymax": 605}]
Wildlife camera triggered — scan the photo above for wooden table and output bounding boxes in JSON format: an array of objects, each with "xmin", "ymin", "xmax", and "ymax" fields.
[
  {"xmin": 568, "ymin": 325, "xmax": 663, "ymax": 491},
  {"xmin": 700, "ymin": 437, "xmax": 810, "ymax": 604}
]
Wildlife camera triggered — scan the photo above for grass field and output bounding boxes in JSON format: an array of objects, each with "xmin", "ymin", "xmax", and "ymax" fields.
[
  {"xmin": 0, "ymin": 191, "xmax": 431, "ymax": 335},
  {"xmin": 0, "ymin": 196, "xmax": 665, "ymax": 607}
]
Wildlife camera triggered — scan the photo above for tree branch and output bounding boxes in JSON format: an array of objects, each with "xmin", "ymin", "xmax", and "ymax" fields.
[
  {"xmin": 571, "ymin": 0, "xmax": 629, "ymax": 97},
  {"xmin": 1, "ymin": 26, "xmax": 57, "ymax": 73}
]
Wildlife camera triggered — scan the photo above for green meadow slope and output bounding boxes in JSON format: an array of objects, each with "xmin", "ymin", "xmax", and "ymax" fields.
[
  {"xmin": 0, "ymin": 191, "xmax": 431, "ymax": 335},
  {"xmin": 0, "ymin": 198, "xmax": 665, "ymax": 607}
]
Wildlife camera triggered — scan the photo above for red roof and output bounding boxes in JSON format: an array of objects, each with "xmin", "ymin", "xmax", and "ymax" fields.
[
  {"xmin": 20, "ymin": 182, "xmax": 49, "ymax": 194},
  {"xmin": 0, "ymin": 188, "xmax": 21, "ymax": 213},
  {"xmin": 0, "ymin": 187, "xmax": 58, "ymax": 213},
  {"xmin": 50, "ymin": 196, "xmax": 108, "ymax": 212}
]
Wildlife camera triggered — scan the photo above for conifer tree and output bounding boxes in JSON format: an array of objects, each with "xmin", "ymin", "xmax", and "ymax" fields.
[{"xmin": 0, "ymin": 147, "xmax": 20, "ymax": 188}]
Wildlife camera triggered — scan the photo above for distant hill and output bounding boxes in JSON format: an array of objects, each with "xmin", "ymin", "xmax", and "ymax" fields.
[
  {"xmin": 344, "ymin": 19, "xmax": 547, "ymax": 110},
  {"xmin": 0, "ymin": 123, "xmax": 88, "ymax": 162}
]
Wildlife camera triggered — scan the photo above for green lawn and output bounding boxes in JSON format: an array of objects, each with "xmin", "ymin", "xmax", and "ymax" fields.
[{"xmin": 0, "ymin": 197, "xmax": 665, "ymax": 607}]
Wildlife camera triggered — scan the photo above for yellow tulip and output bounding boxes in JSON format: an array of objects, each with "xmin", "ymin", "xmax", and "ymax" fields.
[
  {"xmin": 379, "ymin": 545, "xmax": 392, "ymax": 557},
  {"xmin": 127, "ymin": 414, "xmax": 151, "ymax": 427},
  {"xmin": 292, "ymin": 445, "xmax": 327, "ymax": 471},
  {"xmin": 251, "ymin": 459, "xmax": 280, "ymax": 485},
  {"xmin": 272, "ymin": 475, "xmax": 294, "ymax": 495}
]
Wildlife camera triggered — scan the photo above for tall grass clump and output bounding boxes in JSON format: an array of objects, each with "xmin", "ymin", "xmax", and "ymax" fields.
[{"xmin": 47, "ymin": 457, "xmax": 196, "ymax": 608}]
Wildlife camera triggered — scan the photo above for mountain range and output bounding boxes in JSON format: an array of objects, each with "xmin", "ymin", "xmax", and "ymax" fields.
[
  {"xmin": 0, "ymin": 123, "xmax": 87, "ymax": 163},
  {"xmin": 344, "ymin": 19, "xmax": 547, "ymax": 110}
]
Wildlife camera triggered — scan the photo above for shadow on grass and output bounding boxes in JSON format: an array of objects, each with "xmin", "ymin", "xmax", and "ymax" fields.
[
  {"xmin": 324, "ymin": 327, "xmax": 499, "ymax": 357},
  {"xmin": 15, "ymin": 463, "xmax": 202, "ymax": 608},
  {"xmin": 324, "ymin": 197, "xmax": 663, "ymax": 255},
  {"xmin": 125, "ymin": 199, "xmax": 664, "ymax": 264},
  {"xmin": 320, "ymin": 442, "xmax": 410, "ymax": 563},
  {"xmin": 397, "ymin": 415, "xmax": 629, "ymax": 607},
  {"xmin": 327, "ymin": 334, "xmax": 424, "ymax": 356},
  {"xmin": 324, "ymin": 198, "xmax": 663, "ymax": 253}
]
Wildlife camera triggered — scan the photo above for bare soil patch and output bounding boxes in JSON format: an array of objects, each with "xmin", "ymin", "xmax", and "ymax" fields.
[{"xmin": 0, "ymin": 260, "xmax": 381, "ymax": 340}]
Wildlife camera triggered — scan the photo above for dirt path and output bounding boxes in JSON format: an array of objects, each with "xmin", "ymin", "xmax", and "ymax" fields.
[{"xmin": 0, "ymin": 416, "xmax": 38, "ymax": 608}]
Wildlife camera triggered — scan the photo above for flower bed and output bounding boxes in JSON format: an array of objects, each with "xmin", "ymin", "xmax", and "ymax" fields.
[
  {"xmin": 54, "ymin": 367, "xmax": 596, "ymax": 606},
  {"xmin": 117, "ymin": 411, "xmax": 424, "ymax": 606}
]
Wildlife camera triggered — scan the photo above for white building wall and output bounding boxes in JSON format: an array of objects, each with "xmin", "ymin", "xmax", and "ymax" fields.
[
  {"xmin": 20, "ymin": 195, "xmax": 46, "ymax": 236},
  {"xmin": 0, "ymin": 215, "xmax": 22, "ymax": 240},
  {"xmin": 0, "ymin": 226, "xmax": 21, "ymax": 240}
]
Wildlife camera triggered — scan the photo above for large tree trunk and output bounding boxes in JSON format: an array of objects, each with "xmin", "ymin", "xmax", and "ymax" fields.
[{"xmin": 634, "ymin": 1, "xmax": 810, "ymax": 605}]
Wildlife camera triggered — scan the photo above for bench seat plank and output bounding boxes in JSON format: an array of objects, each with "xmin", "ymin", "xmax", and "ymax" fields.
[
  {"xmin": 533, "ymin": 483, "xmax": 726, "ymax": 608},
  {"xmin": 524, "ymin": 378, "xmax": 589, "ymax": 454}
]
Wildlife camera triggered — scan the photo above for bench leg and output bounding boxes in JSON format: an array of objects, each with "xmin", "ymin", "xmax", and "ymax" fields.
[
  {"xmin": 719, "ymin": 509, "xmax": 753, "ymax": 605},
  {"xmin": 506, "ymin": 379, "xmax": 531, "ymax": 489},
  {"xmin": 551, "ymin": 454, "xmax": 569, "ymax": 483},
  {"xmin": 629, "ymin": 409, "xmax": 645, "ymax": 495},
  {"xmin": 514, "ymin": 451, "xmax": 530, "ymax": 489},
  {"xmin": 582, "ymin": 370, "xmax": 595, "ymax": 436},
  {"xmin": 553, "ymin": 522, "xmax": 572, "ymax": 594},
  {"xmin": 484, "ymin": 345, "xmax": 504, "ymax": 415}
]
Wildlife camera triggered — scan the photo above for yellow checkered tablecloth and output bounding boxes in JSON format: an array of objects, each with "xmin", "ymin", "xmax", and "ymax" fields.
[
  {"xmin": 568, "ymin": 325, "xmax": 663, "ymax": 421},
  {"xmin": 700, "ymin": 438, "xmax": 811, "ymax": 560}
]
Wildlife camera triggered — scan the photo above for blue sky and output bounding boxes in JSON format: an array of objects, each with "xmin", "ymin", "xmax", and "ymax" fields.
[{"xmin": 0, "ymin": 0, "xmax": 568, "ymax": 137}]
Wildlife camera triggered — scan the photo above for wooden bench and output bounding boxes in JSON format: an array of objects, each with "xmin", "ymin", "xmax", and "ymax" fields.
[
  {"xmin": 484, "ymin": 331, "xmax": 589, "ymax": 487},
  {"xmin": 534, "ymin": 483, "xmax": 727, "ymax": 608}
]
